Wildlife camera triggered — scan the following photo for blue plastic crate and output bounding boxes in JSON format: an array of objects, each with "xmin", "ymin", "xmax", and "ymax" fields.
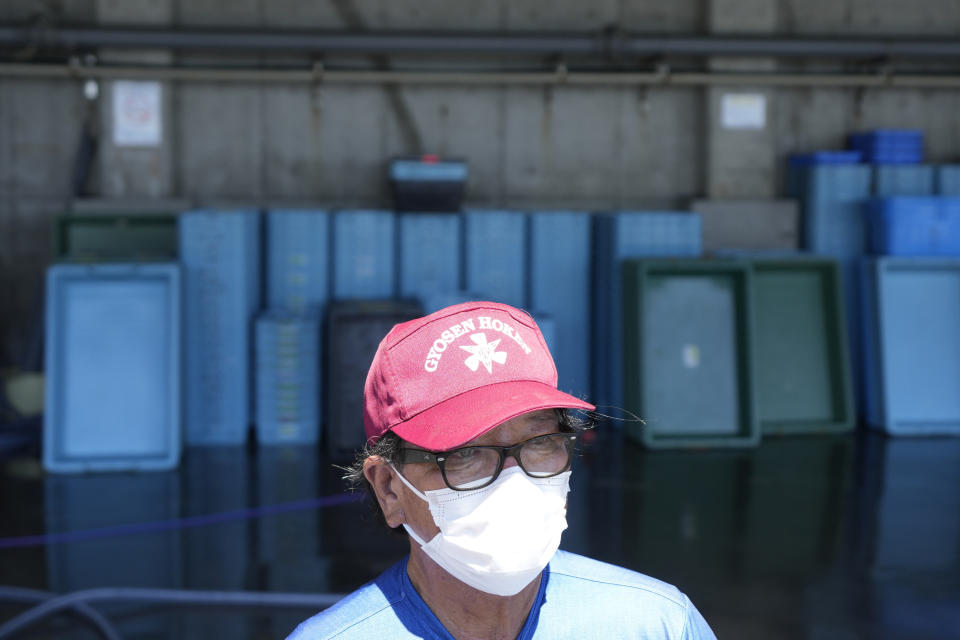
[
  {"xmin": 936, "ymin": 165, "xmax": 960, "ymax": 196},
  {"xmin": 861, "ymin": 258, "xmax": 960, "ymax": 435},
  {"xmin": 850, "ymin": 130, "xmax": 924, "ymax": 164},
  {"xmin": 868, "ymin": 197, "xmax": 960, "ymax": 256},
  {"xmin": 332, "ymin": 210, "xmax": 396, "ymax": 299},
  {"xmin": 463, "ymin": 210, "xmax": 527, "ymax": 308},
  {"xmin": 592, "ymin": 211, "xmax": 702, "ymax": 410},
  {"xmin": 872, "ymin": 165, "xmax": 935, "ymax": 196},
  {"xmin": 528, "ymin": 212, "xmax": 592, "ymax": 400},
  {"xmin": 398, "ymin": 213, "xmax": 461, "ymax": 302},
  {"xmin": 180, "ymin": 210, "xmax": 261, "ymax": 446},
  {"xmin": 44, "ymin": 263, "xmax": 182, "ymax": 473},
  {"xmin": 266, "ymin": 210, "xmax": 330, "ymax": 313},
  {"xmin": 255, "ymin": 312, "xmax": 321, "ymax": 446}
]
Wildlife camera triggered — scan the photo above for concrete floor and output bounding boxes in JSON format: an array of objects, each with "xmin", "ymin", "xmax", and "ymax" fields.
[{"xmin": 1, "ymin": 428, "xmax": 959, "ymax": 639}]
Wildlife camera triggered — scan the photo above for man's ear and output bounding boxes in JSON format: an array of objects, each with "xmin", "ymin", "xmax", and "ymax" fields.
[{"xmin": 363, "ymin": 456, "xmax": 406, "ymax": 529}]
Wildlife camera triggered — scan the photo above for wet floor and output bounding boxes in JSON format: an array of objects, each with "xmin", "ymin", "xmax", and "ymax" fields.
[{"xmin": 1, "ymin": 428, "xmax": 959, "ymax": 639}]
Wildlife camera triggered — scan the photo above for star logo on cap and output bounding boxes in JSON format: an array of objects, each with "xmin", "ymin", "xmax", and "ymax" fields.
[{"xmin": 460, "ymin": 332, "xmax": 508, "ymax": 374}]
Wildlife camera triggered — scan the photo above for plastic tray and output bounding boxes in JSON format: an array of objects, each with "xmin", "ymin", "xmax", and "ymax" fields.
[
  {"xmin": 621, "ymin": 259, "xmax": 759, "ymax": 449},
  {"xmin": 255, "ymin": 312, "xmax": 321, "ymax": 445},
  {"xmin": 592, "ymin": 212, "xmax": 703, "ymax": 411},
  {"xmin": 55, "ymin": 214, "xmax": 178, "ymax": 261},
  {"xmin": 325, "ymin": 300, "xmax": 423, "ymax": 458},
  {"xmin": 463, "ymin": 210, "xmax": 527, "ymax": 308},
  {"xmin": 861, "ymin": 258, "xmax": 960, "ymax": 435},
  {"xmin": 872, "ymin": 165, "xmax": 935, "ymax": 196},
  {"xmin": 332, "ymin": 210, "xmax": 396, "ymax": 299},
  {"xmin": 399, "ymin": 213, "xmax": 461, "ymax": 302},
  {"xmin": 528, "ymin": 211, "xmax": 592, "ymax": 400},
  {"xmin": 266, "ymin": 210, "xmax": 330, "ymax": 313},
  {"xmin": 750, "ymin": 259, "xmax": 854, "ymax": 434},
  {"xmin": 44, "ymin": 263, "xmax": 182, "ymax": 472},
  {"xmin": 179, "ymin": 210, "xmax": 261, "ymax": 446},
  {"xmin": 867, "ymin": 197, "xmax": 960, "ymax": 256}
]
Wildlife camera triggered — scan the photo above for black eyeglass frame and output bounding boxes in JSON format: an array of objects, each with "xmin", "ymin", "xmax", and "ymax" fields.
[{"xmin": 396, "ymin": 432, "xmax": 577, "ymax": 491}]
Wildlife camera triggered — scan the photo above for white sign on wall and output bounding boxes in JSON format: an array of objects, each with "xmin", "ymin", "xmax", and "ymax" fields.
[
  {"xmin": 112, "ymin": 80, "xmax": 163, "ymax": 147},
  {"xmin": 721, "ymin": 93, "xmax": 766, "ymax": 130}
]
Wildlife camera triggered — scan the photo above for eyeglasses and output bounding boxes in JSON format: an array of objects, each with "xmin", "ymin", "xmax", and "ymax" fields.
[{"xmin": 396, "ymin": 432, "xmax": 576, "ymax": 491}]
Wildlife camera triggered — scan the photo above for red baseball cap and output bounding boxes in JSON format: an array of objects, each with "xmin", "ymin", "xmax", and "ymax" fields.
[{"xmin": 363, "ymin": 301, "xmax": 594, "ymax": 451}]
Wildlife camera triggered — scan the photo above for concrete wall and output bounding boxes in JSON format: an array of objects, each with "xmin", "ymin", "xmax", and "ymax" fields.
[{"xmin": 1, "ymin": 0, "xmax": 960, "ymax": 366}]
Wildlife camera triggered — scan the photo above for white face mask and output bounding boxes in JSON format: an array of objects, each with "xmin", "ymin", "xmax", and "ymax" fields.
[{"xmin": 391, "ymin": 464, "xmax": 571, "ymax": 597}]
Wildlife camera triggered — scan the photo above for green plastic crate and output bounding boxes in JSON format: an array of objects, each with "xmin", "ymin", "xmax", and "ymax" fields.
[
  {"xmin": 622, "ymin": 259, "xmax": 759, "ymax": 449},
  {"xmin": 54, "ymin": 214, "xmax": 178, "ymax": 261},
  {"xmin": 751, "ymin": 259, "xmax": 855, "ymax": 435}
]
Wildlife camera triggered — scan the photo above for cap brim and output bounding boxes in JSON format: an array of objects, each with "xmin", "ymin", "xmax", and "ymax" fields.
[{"xmin": 389, "ymin": 380, "xmax": 595, "ymax": 451}]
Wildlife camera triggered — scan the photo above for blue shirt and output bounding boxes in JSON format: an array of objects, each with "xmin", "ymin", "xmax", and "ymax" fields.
[{"xmin": 287, "ymin": 551, "xmax": 716, "ymax": 639}]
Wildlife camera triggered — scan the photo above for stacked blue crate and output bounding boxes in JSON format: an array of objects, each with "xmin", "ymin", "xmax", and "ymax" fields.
[
  {"xmin": 333, "ymin": 210, "xmax": 396, "ymax": 299},
  {"xmin": 849, "ymin": 130, "xmax": 924, "ymax": 164},
  {"xmin": 180, "ymin": 210, "xmax": 261, "ymax": 445},
  {"xmin": 463, "ymin": 210, "xmax": 527, "ymax": 308},
  {"xmin": 44, "ymin": 263, "xmax": 182, "ymax": 472},
  {"xmin": 936, "ymin": 166, "xmax": 960, "ymax": 196},
  {"xmin": 528, "ymin": 212, "xmax": 591, "ymax": 400},
  {"xmin": 399, "ymin": 213, "xmax": 461, "ymax": 303},
  {"xmin": 266, "ymin": 209, "xmax": 330, "ymax": 312},
  {"xmin": 867, "ymin": 197, "xmax": 960, "ymax": 256},
  {"xmin": 861, "ymin": 258, "xmax": 960, "ymax": 435},
  {"xmin": 255, "ymin": 311, "xmax": 320, "ymax": 445},
  {"xmin": 792, "ymin": 157, "xmax": 872, "ymax": 411},
  {"xmin": 591, "ymin": 212, "xmax": 702, "ymax": 411}
]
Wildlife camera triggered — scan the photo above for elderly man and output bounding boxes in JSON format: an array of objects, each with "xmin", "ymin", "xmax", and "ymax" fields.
[{"xmin": 289, "ymin": 301, "xmax": 716, "ymax": 639}]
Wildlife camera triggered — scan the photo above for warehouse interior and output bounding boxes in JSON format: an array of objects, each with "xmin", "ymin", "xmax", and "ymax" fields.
[{"xmin": 1, "ymin": 0, "xmax": 960, "ymax": 638}]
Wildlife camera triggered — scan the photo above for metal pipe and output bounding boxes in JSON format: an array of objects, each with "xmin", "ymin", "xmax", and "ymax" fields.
[
  {"xmin": 1, "ymin": 62, "xmax": 959, "ymax": 89},
  {"xmin": 1, "ymin": 26, "xmax": 960, "ymax": 59},
  {"xmin": 0, "ymin": 586, "xmax": 122, "ymax": 640},
  {"xmin": 0, "ymin": 587, "xmax": 344, "ymax": 639}
]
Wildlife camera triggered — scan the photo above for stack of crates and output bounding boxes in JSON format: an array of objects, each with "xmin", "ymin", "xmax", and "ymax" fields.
[
  {"xmin": 398, "ymin": 212, "xmax": 461, "ymax": 303},
  {"xmin": 849, "ymin": 130, "xmax": 935, "ymax": 197},
  {"xmin": 258, "ymin": 210, "xmax": 329, "ymax": 446},
  {"xmin": 789, "ymin": 153, "xmax": 872, "ymax": 409},
  {"xmin": 333, "ymin": 210, "xmax": 396, "ymax": 299},
  {"xmin": 861, "ymin": 194, "xmax": 960, "ymax": 437},
  {"xmin": 528, "ymin": 212, "xmax": 592, "ymax": 400},
  {"xmin": 265, "ymin": 210, "xmax": 330, "ymax": 312},
  {"xmin": 255, "ymin": 312, "xmax": 321, "ymax": 445},
  {"xmin": 592, "ymin": 211, "xmax": 703, "ymax": 411},
  {"xmin": 463, "ymin": 210, "xmax": 527, "ymax": 308},
  {"xmin": 179, "ymin": 210, "xmax": 261, "ymax": 446}
]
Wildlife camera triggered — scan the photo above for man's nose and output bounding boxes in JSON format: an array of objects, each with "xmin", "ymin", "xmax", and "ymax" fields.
[{"xmin": 502, "ymin": 453, "xmax": 521, "ymax": 469}]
